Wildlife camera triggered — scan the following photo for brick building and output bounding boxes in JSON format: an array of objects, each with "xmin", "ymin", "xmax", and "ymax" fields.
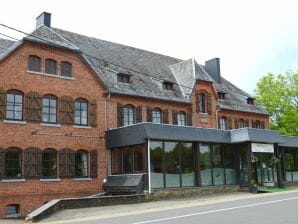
[{"xmin": 0, "ymin": 12, "xmax": 297, "ymax": 218}]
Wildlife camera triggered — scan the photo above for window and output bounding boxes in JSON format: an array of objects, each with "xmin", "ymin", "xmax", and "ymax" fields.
[
  {"xmin": 152, "ymin": 108, "xmax": 161, "ymax": 124},
  {"xmin": 75, "ymin": 150, "xmax": 88, "ymax": 177},
  {"xmin": 247, "ymin": 97, "xmax": 254, "ymax": 105},
  {"xmin": 117, "ymin": 73, "xmax": 130, "ymax": 83},
  {"xmin": 123, "ymin": 105, "xmax": 134, "ymax": 126},
  {"xmin": 254, "ymin": 120, "xmax": 261, "ymax": 129},
  {"xmin": 199, "ymin": 92, "xmax": 206, "ymax": 113},
  {"xmin": 28, "ymin": 55, "xmax": 41, "ymax": 72},
  {"xmin": 5, "ymin": 204, "xmax": 20, "ymax": 218},
  {"xmin": 61, "ymin": 62, "xmax": 72, "ymax": 77},
  {"xmin": 75, "ymin": 99, "xmax": 88, "ymax": 126},
  {"xmin": 42, "ymin": 95, "xmax": 57, "ymax": 123},
  {"xmin": 5, "ymin": 148, "xmax": 22, "ymax": 178},
  {"xmin": 218, "ymin": 92, "xmax": 225, "ymax": 100},
  {"xmin": 163, "ymin": 81, "xmax": 174, "ymax": 91},
  {"xmin": 218, "ymin": 117, "xmax": 227, "ymax": 130},
  {"xmin": 42, "ymin": 149, "xmax": 57, "ymax": 178},
  {"xmin": 6, "ymin": 90, "xmax": 23, "ymax": 121},
  {"xmin": 177, "ymin": 112, "xmax": 186, "ymax": 126},
  {"xmin": 45, "ymin": 59, "xmax": 57, "ymax": 75},
  {"xmin": 238, "ymin": 119, "xmax": 245, "ymax": 128}
]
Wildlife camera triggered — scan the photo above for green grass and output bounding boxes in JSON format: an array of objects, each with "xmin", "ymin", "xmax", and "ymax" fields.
[{"xmin": 258, "ymin": 187, "xmax": 287, "ymax": 193}]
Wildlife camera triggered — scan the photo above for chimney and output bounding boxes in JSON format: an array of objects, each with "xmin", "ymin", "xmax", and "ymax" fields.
[
  {"xmin": 205, "ymin": 58, "xmax": 221, "ymax": 83},
  {"xmin": 36, "ymin": 12, "xmax": 51, "ymax": 28}
]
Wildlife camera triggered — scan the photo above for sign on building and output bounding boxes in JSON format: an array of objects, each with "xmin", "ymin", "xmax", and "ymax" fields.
[{"xmin": 251, "ymin": 143, "xmax": 274, "ymax": 153}]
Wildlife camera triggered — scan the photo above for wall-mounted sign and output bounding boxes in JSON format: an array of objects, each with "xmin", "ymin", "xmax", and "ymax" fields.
[{"xmin": 251, "ymin": 143, "xmax": 274, "ymax": 153}]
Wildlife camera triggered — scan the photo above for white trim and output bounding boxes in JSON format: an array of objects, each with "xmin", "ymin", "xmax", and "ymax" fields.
[
  {"xmin": 27, "ymin": 70, "xmax": 74, "ymax": 80},
  {"xmin": 41, "ymin": 123, "xmax": 62, "ymax": 127},
  {"xmin": 148, "ymin": 139, "xmax": 152, "ymax": 194},
  {"xmin": 4, "ymin": 120, "xmax": 27, "ymax": 125},
  {"xmin": 2, "ymin": 179, "xmax": 26, "ymax": 183},
  {"xmin": 73, "ymin": 125, "xmax": 92, "ymax": 129},
  {"xmin": 73, "ymin": 178, "xmax": 93, "ymax": 181},
  {"xmin": 40, "ymin": 178, "xmax": 61, "ymax": 182}
]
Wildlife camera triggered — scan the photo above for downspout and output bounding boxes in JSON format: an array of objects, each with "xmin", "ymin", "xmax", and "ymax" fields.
[
  {"xmin": 147, "ymin": 139, "xmax": 151, "ymax": 194},
  {"xmin": 216, "ymin": 105, "xmax": 221, "ymax": 129},
  {"xmin": 104, "ymin": 91, "xmax": 111, "ymax": 177}
]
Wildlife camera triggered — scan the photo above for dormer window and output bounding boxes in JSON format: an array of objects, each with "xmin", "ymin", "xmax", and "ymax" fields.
[
  {"xmin": 163, "ymin": 81, "xmax": 174, "ymax": 91},
  {"xmin": 218, "ymin": 92, "xmax": 226, "ymax": 100},
  {"xmin": 117, "ymin": 73, "xmax": 130, "ymax": 83},
  {"xmin": 247, "ymin": 97, "xmax": 254, "ymax": 105}
]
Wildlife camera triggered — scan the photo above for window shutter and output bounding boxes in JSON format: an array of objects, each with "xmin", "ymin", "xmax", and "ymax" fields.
[
  {"xmin": 162, "ymin": 109, "xmax": 169, "ymax": 124},
  {"xmin": 186, "ymin": 113, "xmax": 192, "ymax": 126},
  {"xmin": 146, "ymin": 107, "xmax": 152, "ymax": 122},
  {"xmin": 234, "ymin": 118, "xmax": 239, "ymax": 129},
  {"xmin": 90, "ymin": 150, "xmax": 98, "ymax": 178},
  {"xmin": 196, "ymin": 91, "xmax": 200, "ymax": 113},
  {"xmin": 24, "ymin": 147, "xmax": 42, "ymax": 178},
  {"xmin": 245, "ymin": 119, "xmax": 249, "ymax": 127},
  {"xmin": 59, "ymin": 96, "xmax": 74, "ymax": 125},
  {"xmin": 0, "ymin": 88, "xmax": 6, "ymax": 120},
  {"xmin": 0, "ymin": 147, "xmax": 4, "ymax": 178},
  {"xmin": 172, "ymin": 110, "xmax": 178, "ymax": 125},
  {"xmin": 88, "ymin": 100, "xmax": 97, "ymax": 127},
  {"xmin": 136, "ymin": 106, "xmax": 142, "ymax": 123},
  {"xmin": 25, "ymin": 92, "xmax": 42, "ymax": 123},
  {"xmin": 59, "ymin": 148, "xmax": 75, "ymax": 178},
  {"xmin": 261, "ymin": 121, "xmax": 265, "ymax": 129},
  {"xmin": 227, "ymin": 117, "xmax": 232, "ymax": 130},
  {"xmin": 117, "ymin": 103, "xmax": 123, "ymax": 127},
  {"xmin": 207, "ymin": 93, "xmax": 212, "ymax": 114}
]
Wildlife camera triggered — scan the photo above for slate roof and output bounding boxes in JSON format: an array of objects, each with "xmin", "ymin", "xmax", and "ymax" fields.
[{"xmin": 0, "ymin": 25, "xmax": 269, "ymax": 114}]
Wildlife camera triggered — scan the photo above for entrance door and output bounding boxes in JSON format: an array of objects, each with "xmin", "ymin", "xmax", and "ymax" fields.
[{"xmin": 254, "ymin": 153, "xmax": 277, "ymax": 186}]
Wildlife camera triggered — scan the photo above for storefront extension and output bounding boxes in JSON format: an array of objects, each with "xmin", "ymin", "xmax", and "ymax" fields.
[{"xmin": 106, "ymin": 123, "xmax": 298, "ymax": 193}]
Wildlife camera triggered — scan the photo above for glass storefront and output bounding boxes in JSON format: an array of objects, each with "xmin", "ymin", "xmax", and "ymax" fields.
[{"xmin": 285, "ymin": 150, "xmax": 298, "ymax": 182}]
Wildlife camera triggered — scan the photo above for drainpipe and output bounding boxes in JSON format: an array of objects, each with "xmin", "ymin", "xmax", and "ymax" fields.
[
  {"xmin": 104, "ymin": 91, "xmax": 111, "ymax": 131},
  {"xmin": 147, "ymin": 139, "xmax": 151, "ymax": 194},
  {"xmin": 216, "ymin": 105, "xmax": 221, "ymax": 129}
]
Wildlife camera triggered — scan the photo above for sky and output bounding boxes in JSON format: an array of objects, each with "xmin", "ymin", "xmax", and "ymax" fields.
[{"xmin": 0, "ymin": 0, "xmax": 298, "ymax": 94}]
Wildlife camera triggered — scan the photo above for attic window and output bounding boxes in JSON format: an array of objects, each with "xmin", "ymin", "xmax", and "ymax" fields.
[
  {"xmin": 163, "ymin": 81, "xmax": 174, "ymax": 91},
  {"xmin": 218, "ymin": 92, "xmax": 226, "ymax": 100},
  {"xmin": 247, "ymin": 97, "xmax": 254, "ymax": 105},
  {"xmin": 117, "ymin": 73, "xmax": 130, "ymax": 83}
]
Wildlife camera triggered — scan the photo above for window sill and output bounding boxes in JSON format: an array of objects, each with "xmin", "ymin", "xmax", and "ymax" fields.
[
  {"xmin": 73, "ymin": 178, "xmax": 92, "ymax": 181},
  {"xmin": 4, "ymin": 120, "xmax": 27, "ymax": 125},
  {"xmin": 73, "ymin": 125, "xmax": 91, "ymax": 129},
  {"xmin": 40, "ymin": 178, "xmax": 61, "ymax": 182},
  {"xmin": 5, "ymin": 214, "xmax": 21, "ymax": 219},
  {"xmin": 199, "ymin": 112, "xmax": 208, "ymax": 115},
  {"xmin": 27, "ymin": 70, "xmax": 74, "ymax": 80},
  {"xmin": 41, "ymin": 123, "xmax": 62, "ymax": 127},
  {"xmin": 2, "ymin": 179, "xmax": 26, "ymax": 183}
]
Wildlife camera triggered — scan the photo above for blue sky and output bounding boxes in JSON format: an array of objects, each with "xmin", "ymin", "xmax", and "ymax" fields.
[{"xmin": 0, "ymin": 0, "xmax": 297, "ymax": 94}]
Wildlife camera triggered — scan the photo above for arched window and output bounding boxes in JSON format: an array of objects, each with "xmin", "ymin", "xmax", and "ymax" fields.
[
  {"xmin": 75, "ymin": 150, "xmax": 88, "ymax": 177},
  {"xmin": 199, "ymin": 92, "xmax": 206, "ymax": 113},
  {"xmin": 123, "ymin": 105, "xmax": 134, "ymax": 126},
  {"xmin": 42, "ymin": 95, "xmax": 57, "ymax": 123},
  {"xmin": 74, "ymin": 99, "xmax": 88, "ymax": 126},
  {"xmin": 42, "ymin": 149, "xmax": 57, "ymax": 178},
  {"xmin": 45, "ymin": 59, "xmax": 57, "ymax": 75},
  {"xmin": 152, "ymin": 108, "xmax": 161, "ymax": 124},
  {"xmin": 6, "ymin": 90, "xmax": 23, "ymax": 121},
  {"xmin": 5, "ymin": 148, "xmax": 22, "ymax": 178},
  {"xmin": 254, "ymin": 120, "xmax": 261, "ymax": 129},
  {"xmin": 177, "ymin": 112, "xmax": 186, "ymax": 126},
  {"xmin": 218, "ymin": 117, "xmax": 227, "ymax": 130},
  {"xmin": 238, "ymin": 119, "xmax": 245, "ymax": 128},
  {"xmin": 28, "ymin": 55, "xmax": 41, "ymax": 72},
  {"xmin": 61, "ymin": 61, "xmax": 72, "ymax": 77}
]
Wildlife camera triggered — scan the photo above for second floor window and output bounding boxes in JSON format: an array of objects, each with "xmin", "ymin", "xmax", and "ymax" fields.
[
  {"xmin": 42, "ymin": 95, "xmax": 57, "ymax": 123},
  {"xmin": 75, "ymin": 99, "xmax": 88, "ymax": 126},
  {"xmin": 152, "ymin": 108, "xmax": 161, "ymax": 124},
  {"xmin": 28, "ymin": 55, "xmax": 41, "ymax": 72},
  {"xmin": 218, "ymin": 117, "xmax": 227, "ymax": 130},
  {"xmin": 199, "ymin": 92, "xmax": 206, "ymax": 113},
  {"xmin": 123, "ymin": 106, "xmax": 134, "ymax": 126},
  {"xmin": 45, "ymin": 59, "xmax": 57, "ymax": 75},
  {"xmin": 6, "ymin": 90, "xmax": 23, "ymax": 121},
  {"xmin": 61, "ymin": 62, "xmax": 72, "ymax": 77},
  {"xmin": 238, "ymin": 119, "xmax": 245, "ymax": 128},
  {"xmin": 177, "ymin": 112, "xmax": 186, "ymax": 126},
  {"xmin": 5, "ymin": 148, "xmax": 22, "ymax": 178}
]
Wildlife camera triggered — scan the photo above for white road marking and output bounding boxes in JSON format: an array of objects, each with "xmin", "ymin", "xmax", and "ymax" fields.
[{"xmin": 131, "ymin": 196, "xmax": 298, "ymax": 224}]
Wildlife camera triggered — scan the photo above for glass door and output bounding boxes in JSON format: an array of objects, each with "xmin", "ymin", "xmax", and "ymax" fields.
[{"xmin": 255, "ymin": 153, "xmax": 277, "ymax": 186}]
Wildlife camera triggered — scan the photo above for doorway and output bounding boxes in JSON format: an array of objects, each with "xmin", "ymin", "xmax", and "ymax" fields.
[{"xmin": 253, "ymin": 153, "xmax": 277, "ymax": 186}]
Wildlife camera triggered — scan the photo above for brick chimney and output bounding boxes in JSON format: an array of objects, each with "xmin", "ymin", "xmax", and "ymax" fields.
[{"xmin": 36, "ymin": 12, "xmax": 51, "ymax": 28}]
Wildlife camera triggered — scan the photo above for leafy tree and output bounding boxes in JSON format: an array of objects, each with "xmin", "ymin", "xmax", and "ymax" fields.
[{"xmin": 254, "ymin": 72, "xmax": 298, "ymax": 136}]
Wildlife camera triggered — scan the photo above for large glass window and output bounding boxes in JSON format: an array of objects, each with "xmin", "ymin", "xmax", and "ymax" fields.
[
  {"xmin": 5, "ymin": 149, "xmax": 22, "ymax": 178},
  {"xmin": 75, "ymin": 150, "xmax": 88, "ymax": 177},
  {"xmin": 180, "ymin": 143, "xmax": 195, "ymax": 187},
  {"xmin": 42, "ymin": 95, "xmax": 57, "ymax": 123},
  {"xmin": 75, "ymin": 99, "xmax": 88, "ymax": 126},
  {"xmin": 42, "ymin": 149, "xmax": 57, "ymax": 178},
  {"xmin": 224, "ymin": 145, "xmax": 237, "ymax": 184},
  {"xmin": 28, "ymin": 55, "xmax": 41, "ymax": 72},
  {"xmin": 177, "ymin": 112, "xmax": 186, "ymax": 126},
  {"xmin": 164, "ymin": 142, "xmax": 180, "ymax": 187},
  {"xmin": 123, "ymin": 106, "xmax": 134, "ymax": 126},
  {"xmin": 45, "ymin": 59, "xmax": 57, "ymax": 75},
  {"xmin": 134, "ymin": 145, "xmax": 144, "ymax": 172},
  {"xmin": 6, "ymin": 90, "xmax": 23, "ymax": 121},
  {"xmin": 150, "ymin": 141, "xmax": 164, "ymax": 188},
  {"xmin": 212, "ymin": 145, "xmax": 224, "ymax": 185},
  {"xmin": 199, "ymin": 144, "xmax": 212, "ymax": 186},
  {"xmin": 123, "ymin": 147, "xmax": 133, "ymax": 173},
  {"xmin": 285, "ymin": 151, "xmax": 298, "ymax": 182},
  {"xmin": 152, "ymin": 108, "xmax": 161, "ymax": 124},
  {"xmin": 112, "ymin": 149, "xmax": 122, "ymax": 174}
]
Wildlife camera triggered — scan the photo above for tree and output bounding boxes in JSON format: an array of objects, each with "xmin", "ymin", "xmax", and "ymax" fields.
[{"xmin": 254, "ymin": 72, "xmax": 298, "ymax": 136}]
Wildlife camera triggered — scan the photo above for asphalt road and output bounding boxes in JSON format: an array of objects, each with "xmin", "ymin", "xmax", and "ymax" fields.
[{"xmin": 47, "ymin": 191, "xmax": 298, "ymax": 224}]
